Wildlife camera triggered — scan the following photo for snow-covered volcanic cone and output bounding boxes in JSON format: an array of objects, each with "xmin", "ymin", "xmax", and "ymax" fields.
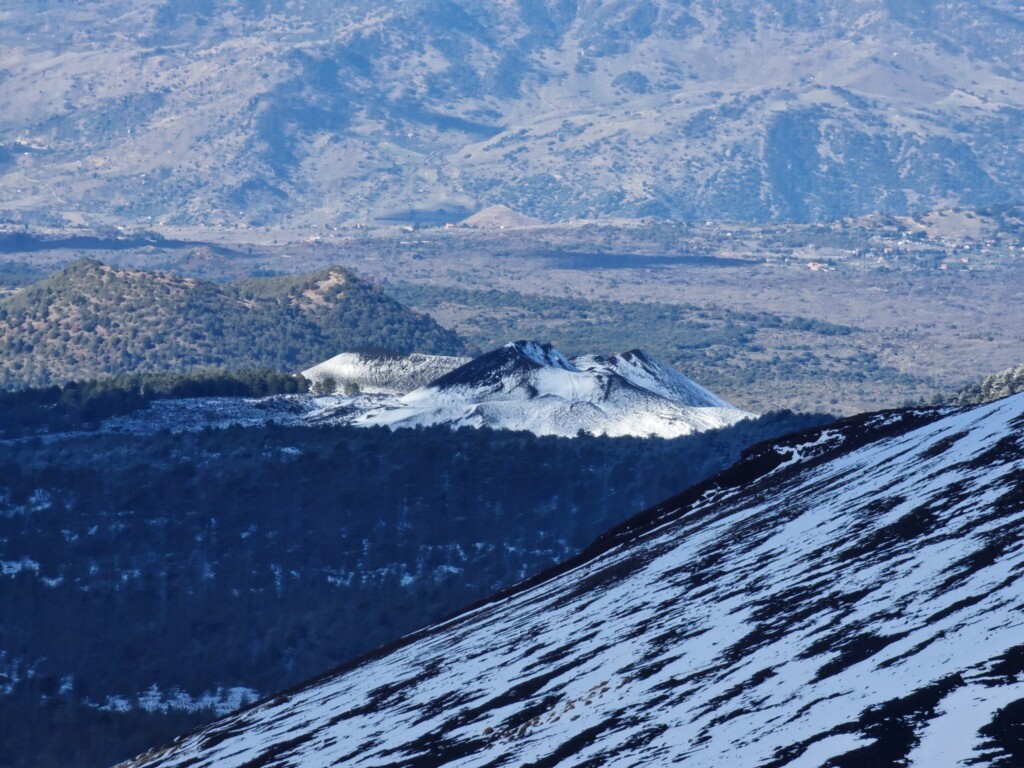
[{"xmin": 352, "ymin": 341, "xmax": 753, "ymax": 437}]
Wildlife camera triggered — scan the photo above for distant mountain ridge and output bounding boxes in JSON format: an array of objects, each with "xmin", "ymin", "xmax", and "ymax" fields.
[
  {"xmin": 0, "ymin": 260, "xmax": 466, "ymax": 388},
  {"xmin": 123, "ymin": 393, "xmax": 1024, "ymax": 767},
  {"xmin": 3, "ymin": 1, "xmax": 1024, "ymax": 225}
]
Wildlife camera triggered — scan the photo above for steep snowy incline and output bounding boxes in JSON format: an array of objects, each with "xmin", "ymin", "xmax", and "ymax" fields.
[
  {"xmin": 353, "ymin": 341, "xmax": 752, "ymax": 437},
  {"xmin": 410, "ymin": 340, "xmax": 583, "ymax": 398},
  {"xmin": 574, "ymin": 349, "xmax": 737, "ymax": 409},
  {"xmin": 124, "ymin": 395, "xmax": 1024, "ymax": 767}
]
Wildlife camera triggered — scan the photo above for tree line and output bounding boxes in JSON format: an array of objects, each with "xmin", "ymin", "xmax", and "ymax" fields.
[{"xmin": 0, "ymin": 369, "xmax": 309, "ymax": 436}]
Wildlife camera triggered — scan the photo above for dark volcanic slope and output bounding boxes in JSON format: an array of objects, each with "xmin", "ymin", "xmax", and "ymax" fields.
[
  {"xmin": 125, "ymin": 395, "xmax": 1024, "ymax": 767},
  {"xmin": 0, "ymin": 260, "xmax": 465, "ymax": 387}
]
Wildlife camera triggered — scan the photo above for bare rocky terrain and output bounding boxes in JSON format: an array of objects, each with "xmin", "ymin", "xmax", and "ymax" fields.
[{"xmin": 3, "ymin": 1, "xmax": 1024, "ymax": 228}]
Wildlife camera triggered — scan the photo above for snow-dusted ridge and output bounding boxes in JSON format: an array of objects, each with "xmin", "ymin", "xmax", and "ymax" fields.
[
  {"xmin": 122, "ymin": 395, "xmax": 1024, "ymax": 767},
  {"xmin": 575, "ymin": 348, "xmax": 733, "ymax": 409},
  {"xmin": 301, "ymin": 351, "xmax": 470, "ymax": 395},
  {"xmin": 350, "ymin": 341, "xmax": 753, "ymax": 437},
  {"xmin": 95, "ymin": 342, "xmax": 751, "ymax": 439}
]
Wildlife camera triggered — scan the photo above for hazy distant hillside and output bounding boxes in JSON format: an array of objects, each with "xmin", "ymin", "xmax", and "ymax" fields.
[
  {"xmin": 0, "ymin": 260, "xmax": 465, "ymax": 388},
  {"xmin": 2, "ymin": 1, "xmax": 1024, "ymax": 226}
]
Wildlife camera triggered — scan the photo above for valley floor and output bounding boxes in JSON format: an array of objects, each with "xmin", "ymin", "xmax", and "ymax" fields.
[{"xmin": 5, "ymin": 219, "xmax": 1020, "ymax": 414}]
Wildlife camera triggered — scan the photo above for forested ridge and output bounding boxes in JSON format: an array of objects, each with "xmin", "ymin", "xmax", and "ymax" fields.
[
  {"xmin": 0, "ymin": 410, "xmax": 830, "ymax": 768},
  {"xmin": 0, "ymin": 260, "xmax": 466, "ymax": 389},
  {"xmin": 0, "ymin": 369, "xmax": 309, "ymax": 436}
]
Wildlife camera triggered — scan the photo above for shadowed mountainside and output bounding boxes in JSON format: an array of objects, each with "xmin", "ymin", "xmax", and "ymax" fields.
[{"xmin": 123, "ymin": 393, "xmax": 1024, "ymax": 767}]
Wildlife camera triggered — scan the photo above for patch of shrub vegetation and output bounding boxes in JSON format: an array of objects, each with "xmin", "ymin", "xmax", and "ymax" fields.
[
  {"xmin": 0, "ymin": 260, "xmax": 466, "ymax": 389},
  {"xmin": 939, "ymin": 363, "xmax": 1024, "ymax": 406}
]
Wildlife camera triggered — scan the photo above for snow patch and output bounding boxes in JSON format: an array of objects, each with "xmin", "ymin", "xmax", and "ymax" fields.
[
  {"xmin": 0, "ymin": 558, "xmax": 39, "ymax": 576},
  {"xmin": 302, "ymin": 352, "xmax": 469, "ymax": 395},
  {"xmin": 95, "ymin": 685, "xmax": 260, "ymax": 716}
]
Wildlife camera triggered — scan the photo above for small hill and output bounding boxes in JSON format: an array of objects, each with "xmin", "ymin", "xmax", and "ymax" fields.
[
  {"xmin": 0, "ymin": 260, "xmax": 466, "ymax": 388},
  {"xmin": 460, "ymin": 205, "xmax": 544, "ymax": 229}
]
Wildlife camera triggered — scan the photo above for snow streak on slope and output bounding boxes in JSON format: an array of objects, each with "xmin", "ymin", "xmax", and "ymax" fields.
[
  {"xmin": 124, "ymin": 395, "xmax": 1024, "ymax": 768},
  {"xmin": 301, "ymin": 352, "xmax": 469, "ymax": 394},
  {"xmin": 352, "ymin": 341, "xmax": 751, "ymax": 437},
  {"xmin": 574, "ymin": 349, "xmax": 735, "ymax": 409}
]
